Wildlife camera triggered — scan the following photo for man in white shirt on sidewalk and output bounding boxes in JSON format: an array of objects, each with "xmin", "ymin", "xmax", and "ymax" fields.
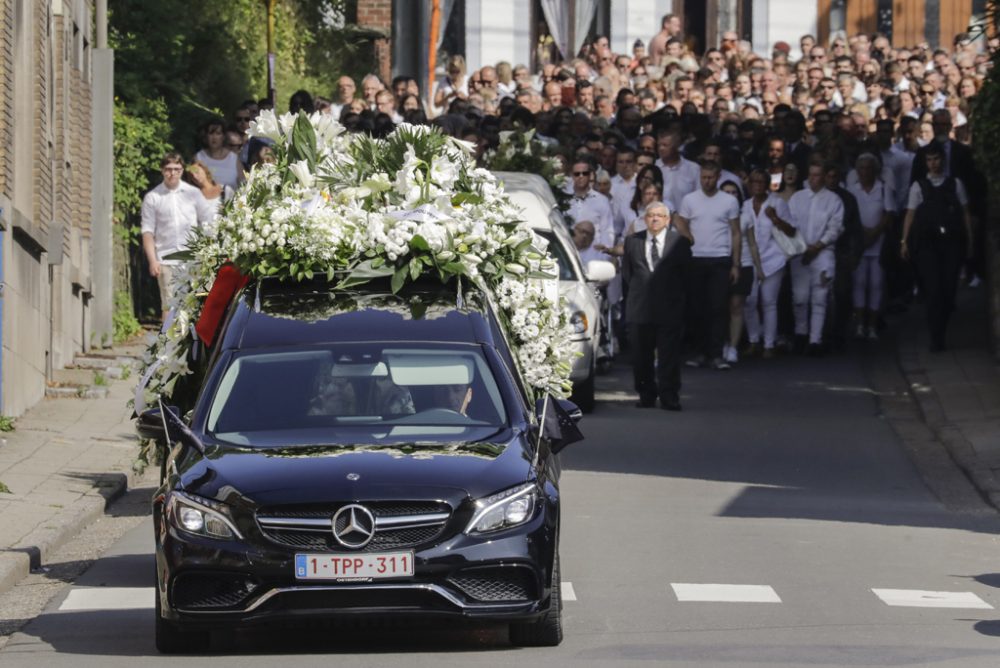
[
  {"xmin": 787, "ymin": 163, "xmax": 845, "ymax": 355},
  {"xmin": 567, "ymin": 159, "xmax": 614, "ymax": 250},
  {"xmin": 141, "ymin": 152, "xmax": 216, "ymax": 321}
]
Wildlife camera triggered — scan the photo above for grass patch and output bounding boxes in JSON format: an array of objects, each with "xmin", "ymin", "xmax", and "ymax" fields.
[
  {"xmin": 0, "ymin": 416, "xmax": 14, "ymax": 432},
  {"xmin": 0, "ymin": 481, "xmax": 10, "ymax": 494},
  {"xmin": 93, "ymin": 371, "xmax": 108, "ymax": 387}
]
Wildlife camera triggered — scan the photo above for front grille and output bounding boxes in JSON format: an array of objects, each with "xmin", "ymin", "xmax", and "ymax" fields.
[
  {"xmin": 172, "ymin": 573, "xmax": 257, "ymax": 610},
  {"xmin": 256, "ymin": 501, "xmax": 452, "ymax": 552},
  {"xmin": 448, "ymin": 567, "xmax": 536, "ymax": 602}
]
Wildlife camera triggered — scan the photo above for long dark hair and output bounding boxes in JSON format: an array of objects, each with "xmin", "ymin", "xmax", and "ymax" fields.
[{"xmin": 630, "ymin": 164, "xmax": 664, "ymax": 214}]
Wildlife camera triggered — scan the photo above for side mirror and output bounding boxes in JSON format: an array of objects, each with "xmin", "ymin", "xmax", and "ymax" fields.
[
  {"xmin": 136, "ymin": 406, "xmax": 177, "ymax": 443},
  {"xmin": 585, "ymin": 260, "xmax": 616, "ymax": 285},
  {"xmin": 556, "ymin": 399, "xmax": 583, "ymax": 423},
  {"xmin": 533, "ymin": 397, "xmax": 584, "ymax": 455},
  {"xmin": 136, "ymin": 404, "xmax": 205, "ymax": 454}
]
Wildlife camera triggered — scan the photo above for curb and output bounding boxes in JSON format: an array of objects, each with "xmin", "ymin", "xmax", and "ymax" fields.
[{"xmin": 0, "ymin": 468, "xmax": 139, "ymax": 597}]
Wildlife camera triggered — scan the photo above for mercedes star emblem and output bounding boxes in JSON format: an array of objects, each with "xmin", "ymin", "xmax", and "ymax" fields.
[
  {"xmin": 331, "ymin": 504, "xmax": 376, "ymax": 549},
  {"xmin": 346, "ymin": 473, "xmax": 360, "ymax": 481}
]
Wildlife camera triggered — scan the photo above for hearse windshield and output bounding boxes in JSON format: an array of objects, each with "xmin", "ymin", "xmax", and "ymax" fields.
[{"xmin": 205, "ymin": 343, "xmax": 508, "ymax": 447}]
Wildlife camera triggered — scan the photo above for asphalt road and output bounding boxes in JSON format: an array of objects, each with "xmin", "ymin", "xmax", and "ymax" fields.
[{"xmin": 3, "ymin": 349, "xmax": 1000, "ymax": 667}]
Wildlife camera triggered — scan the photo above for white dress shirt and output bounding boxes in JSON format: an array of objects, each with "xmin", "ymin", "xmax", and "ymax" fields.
[
  {"xmin": 645, "ymin": 227, "xmax": 668, "ymax": 271},
  {"xmin": 656, "ymin": 157, "xmax": 701, "ymax": 214},
  {"xmin": 567, "ymin": 189, "xmax": 615, "ymax": 249},
  {"xmin": 788, "ymin": 187, "xmax": 844, "ymax": 251},
  {"xmin": 140, "ymin": 181, "xmax": 215, "ymax": 265},
  {"xmin": 610, "ymin": 174, "xmax": 637, "ymax": 238}
]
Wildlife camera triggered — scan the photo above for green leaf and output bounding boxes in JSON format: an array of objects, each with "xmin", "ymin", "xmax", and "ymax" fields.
[
  {"xmin": 161, "ymin": 250, "xmax": 194, "ymax": 262},
  {"xmin": 409, "ymin": 235, "xmax": 430, "ymax": 251},
  {"xmin": 409, "ymin": 256, "xmax": 422, "ymax": 281},
  {"xmin": 304, "ymin": 269, "xmax": 314, "ymax": 280},
  {"xmin": 290, "ymin": 112, "xmax": 318, "ymax": 168},
  {"xmin": 451, "ymin": 192, "xmax": 484, "ymax": 206},
  {"xmin": 442, "ymin": 262, "xmax": 467, "ymax": 275},
  {"xmin": 289, "ymin": 262, "xmax": 299, "ymax": 276},
  {"xmin": 391, "ymin": 265, "xmax": 408, "ymax": 294}
]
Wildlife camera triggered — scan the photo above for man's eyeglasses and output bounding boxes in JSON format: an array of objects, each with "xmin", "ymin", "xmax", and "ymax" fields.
[
  {"xmin": 573, "ymin": 171, "xmax": 591, "ymax": 177},
  {"xmin": 921, "ymin": 88, "xmax": 935, "ymax": 95}
]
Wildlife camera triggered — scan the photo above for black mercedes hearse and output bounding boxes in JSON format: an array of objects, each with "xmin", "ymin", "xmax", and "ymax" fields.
[{"xmin": 136, "ymin": 279, "xmax": 581, "ymax": 653}]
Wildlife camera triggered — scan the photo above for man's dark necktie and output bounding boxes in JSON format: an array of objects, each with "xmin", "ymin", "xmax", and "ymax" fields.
[{"xmin": 650, "ymin": 235, "xmax": 660, "ymax": 266}]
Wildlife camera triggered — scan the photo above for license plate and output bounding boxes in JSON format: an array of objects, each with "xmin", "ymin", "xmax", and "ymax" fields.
[{"xmin": 294, "ymin": 552, "xmax": 414, "ymax": 580}]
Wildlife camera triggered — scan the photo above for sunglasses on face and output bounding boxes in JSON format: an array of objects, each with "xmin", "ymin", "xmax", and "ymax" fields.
[{"xmin": 573, "ymin": 171, "xmax": 591, "ymax": 177}]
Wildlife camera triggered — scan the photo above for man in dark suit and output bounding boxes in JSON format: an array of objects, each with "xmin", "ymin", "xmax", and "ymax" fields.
[{"xmin": 621, "ymin": 201, "xmax": 692, "ymax": 411}]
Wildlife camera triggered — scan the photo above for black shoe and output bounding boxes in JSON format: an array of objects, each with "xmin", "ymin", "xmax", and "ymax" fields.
[
  {"xmin": 793, "ymin": 335, "xmax": 808, "ymax": 355},
  {"xmin": 660, "ymin": 399, "xmax": 682, "ymax": 411},
  {"xmin": 806, "ymin": 343, "xmax": 823, "ymax": 357},
  {"xmin": 635, "ymin": 400, "xmax": 656, "ymax": 408}
]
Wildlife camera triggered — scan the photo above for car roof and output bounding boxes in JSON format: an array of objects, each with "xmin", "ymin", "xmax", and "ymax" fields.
[{"xmin": 219, "ymin": 279, "xmax": 497, "ymax": 351}]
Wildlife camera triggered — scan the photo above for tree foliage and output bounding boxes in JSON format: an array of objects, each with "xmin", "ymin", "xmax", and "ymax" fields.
[{"xmin": 972, "ymin": 5, "xmax": 1000, "ymax": 185}]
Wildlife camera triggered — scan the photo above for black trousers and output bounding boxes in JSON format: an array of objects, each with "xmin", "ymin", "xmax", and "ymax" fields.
[
  {"xmin": 629, "ymin": 321, "xmax": 683, "ymax": 405},
  {"xmin": 686, "ymin": 257, "xmax": 731, "ymax": 359},
  {"xmin": 913, "ymin": 242, "xmax": 964, "ymax": 349}
]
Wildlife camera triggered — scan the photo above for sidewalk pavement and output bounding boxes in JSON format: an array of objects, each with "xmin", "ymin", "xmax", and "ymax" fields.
[
  {"xmin": 894, "ymin": 284, "xmax": 1000, "ymax": 509},
  {"xmin": 0, "ymin": 342, "xmax": 149, "ymax": 595}
]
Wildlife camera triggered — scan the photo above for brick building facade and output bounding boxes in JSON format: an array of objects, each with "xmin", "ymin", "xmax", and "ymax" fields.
[{"xmin": 0, "ymin": 0, "xmax": 100, "ymax": 417}]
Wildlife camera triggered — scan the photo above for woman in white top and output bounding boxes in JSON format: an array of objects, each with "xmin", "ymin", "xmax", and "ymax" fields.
[
  {"xmin": 183, "ymin": 160, "xmax": 231, "ymax": 219},
  {"xmin": 847, "ymin": 153, "xmax": 895, "ymax": 340},
  {"xmin": 741, "ymin": 170, "xmax": 794, "ymax": 358},
  {"xmin": 433, "ymin": 55, "xmax": 469, "ymax": 114},
  {"xmin": 194, "ymin": 119, "xmax": 243, "ymax": 192}
]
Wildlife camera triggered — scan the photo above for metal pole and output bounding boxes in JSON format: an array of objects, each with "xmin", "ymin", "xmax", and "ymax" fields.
[{"xmin": 266, "ymin": 0, "xmax": 277, "ymax": 105}]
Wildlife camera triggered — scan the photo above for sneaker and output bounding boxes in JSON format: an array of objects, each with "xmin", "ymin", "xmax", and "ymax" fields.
[
  {"xmin": 685, "ymin": 355, "xmax": 707, "ymax": 368},
  {"xmin": 969, "ymin": 275, "xmax": 982, "ymax": 288},
  {"xmin": 866, "ymin": 327, "xmax": 879, "ymax": 341},
  {"xmin": 806, "ymin": 343, "xmax": 823, "ymax": 357},
  {"xmin": 762, "ymin": 347, "xmax": 776, "ymax": 359},
  {"xmin": 710, "ymin": 357, "xmax": 731, "ymax": 370},
  {"xmin": 724, "ymin": 345, "xmax": 738, "ymax": 364},
  {"xmin": 741, "ymin": 342, "xmax": 761, "ymax": 358}
]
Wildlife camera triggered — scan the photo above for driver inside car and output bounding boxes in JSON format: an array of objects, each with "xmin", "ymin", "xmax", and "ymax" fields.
[{"xmin": 434, "ymin": 383, "xmax": 473, "ymax": 415}]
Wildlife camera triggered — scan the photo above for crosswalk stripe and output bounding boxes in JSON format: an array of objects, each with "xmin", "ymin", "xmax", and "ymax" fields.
[
  {"xmin": 871, "ymin": 588, "xmax": 993, "ymax": 609},
  {"xmin": 671, "ymin": 583, "xmax": 782, "ymax": 603},
  {"xmin": 58, "ymin": 587, "xmax": 155, "ymax": 611},
  {"xmin": 562, "ymin": 581, "xmax": 577, "ymax": 602}
]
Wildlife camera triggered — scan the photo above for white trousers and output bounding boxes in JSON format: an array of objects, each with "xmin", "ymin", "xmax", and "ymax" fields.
[
  {"xmin": 790, "ymin": 253, "xmax": 835, "ymax": 344},
  {"xmin": 852, "ymin": 256, "xmax": 883, "ymax": 311},
  {"xmin": 744, "ymin": 269, "xmax": 784, "ymax": 349}
]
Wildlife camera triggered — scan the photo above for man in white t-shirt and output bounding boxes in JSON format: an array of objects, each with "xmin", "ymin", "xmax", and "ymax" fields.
[
  {"xmin": 675, "ymin": 162, "xmax": 741, "ymax": 370},
  {"xmin": 610, "ymin": 148, "xmax": 638, "ymax": 240},
  {"xmin": 141, "ymin": 152, "xmax": 216, "ymax": 321},
  {"xmin": 847, "ymin": 154, "xmax": 895, "ymax": 340},
  {"xmin": 787, "ymin": 163, "xmax": 845, "ymax": 354}
]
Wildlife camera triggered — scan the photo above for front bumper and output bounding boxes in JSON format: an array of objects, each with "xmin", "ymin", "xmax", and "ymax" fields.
[
  {"xmin": 569, "ymin": 337, "xmax": 593, "ymax": 382},
  {"xmin": 155, "ymin": 504, "xmax": 558, "ymax": 628}
]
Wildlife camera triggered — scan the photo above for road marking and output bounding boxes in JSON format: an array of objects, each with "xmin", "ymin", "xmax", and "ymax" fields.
[
  {"xmin": 671, "ymin": 583, "xmax": 782, "ymax": 603},
  {"xmin": 562, "ymin": 581, "xmax": 577, "ymax": 602},
  {"xmin": 58, "ymin": 586, "xmax": 154, "ymax": 611},
  {"xmin": 871, "ymin": 589, "xmax": 993, "ymax": 609}
]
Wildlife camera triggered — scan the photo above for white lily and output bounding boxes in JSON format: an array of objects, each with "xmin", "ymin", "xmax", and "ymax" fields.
[{"xmin": 289, "ymin": 160, "xmax": 315, "ymax": 189}]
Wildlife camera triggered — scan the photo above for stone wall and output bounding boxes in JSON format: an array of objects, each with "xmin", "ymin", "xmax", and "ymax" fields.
[{"xmin": 1, "ymin": 0, "xmax": 96, "ymax": 417}]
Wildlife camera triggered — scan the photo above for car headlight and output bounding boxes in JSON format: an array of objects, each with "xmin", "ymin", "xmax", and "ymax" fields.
[
  {"xmin": 465, "ymin": 483, "xmax": 538, "ymax": 534},
  {"xmin": 166, "ymin": 491, "xmax": 242, "ymax": 540},
  {"xmin": 570, "ymin": 310, "xmax": 588, "ymax": 335}
]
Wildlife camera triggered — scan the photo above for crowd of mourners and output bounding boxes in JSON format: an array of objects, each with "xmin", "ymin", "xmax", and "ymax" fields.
[{"xmin": 144, "ymin": 14, "xmax": 995, "ymax": 408}]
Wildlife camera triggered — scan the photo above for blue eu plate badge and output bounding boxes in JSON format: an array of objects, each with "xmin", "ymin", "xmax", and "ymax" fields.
[{"xmin": 295, "ymin": 554, "xmax": 308, "ymax": 578}]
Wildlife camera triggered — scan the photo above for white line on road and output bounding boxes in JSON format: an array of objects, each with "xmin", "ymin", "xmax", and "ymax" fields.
[
  {"xmin": 871, "ymin": 589, "xmax": 993, "ymax": 609},
  {"xmin": 58, "ymin": 587, "xmax": 155, "ymax": 611},
  {"xmin": 671, "ymin": 583, "xmax": 782, "ymax": 603},
  {"xmin": 562, "ymin": 581, "xmax": 577, "ymax": 602}
]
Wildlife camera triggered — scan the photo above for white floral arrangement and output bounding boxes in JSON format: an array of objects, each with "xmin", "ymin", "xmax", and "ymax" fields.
[
  {"xmin": 484, "ymin": 129, "xmax": 569, "ymax": 211},
  {"xmin": 136, "ymin": 111, "xmax": 575, "ymax": 411}
]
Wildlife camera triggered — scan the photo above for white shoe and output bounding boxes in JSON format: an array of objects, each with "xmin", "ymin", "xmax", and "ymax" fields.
[
  {"xmin": 724, "ymin": 345, "xmax": 738, "ymax": 364},
  {"xmin": 969, "ymin": 275, "xmax": 982, "ymax": 288},
  {"xmin": 854, "ymin": 323, "xmax": 866, "ymax": 340},
  {"xmin": 866, "ymin": 327, "xmax": 879, "ymax": 341}
]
